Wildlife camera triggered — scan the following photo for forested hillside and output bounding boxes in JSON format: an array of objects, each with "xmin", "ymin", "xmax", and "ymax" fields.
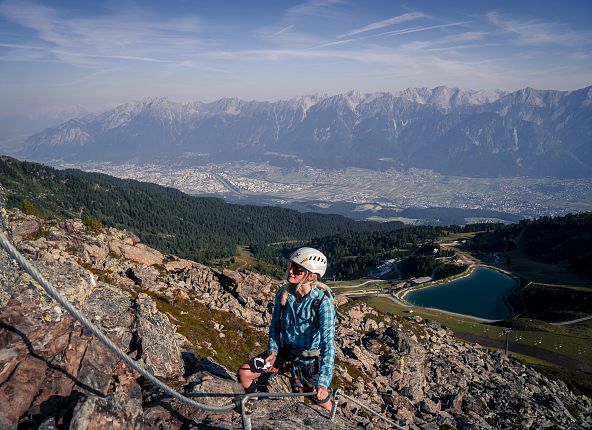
[
  {"xmin": 5, "ymin": 156, "xmax": 589, "ymax": 281},
  {"xmin": 256, "ymin": 229, "xmax": 454, "ymax": 279},
  {"xmin": 0, "ymin": 156, "xmax": 402, "ymax": 262},
  {"xmin": 470, "ymin": 212, "xmax": 592, "ymax": 277}
]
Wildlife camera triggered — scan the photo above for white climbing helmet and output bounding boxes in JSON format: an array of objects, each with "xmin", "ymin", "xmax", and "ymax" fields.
[{"xmin": 289, "ymin": 247, "xmax": 328, "ymax": 278}]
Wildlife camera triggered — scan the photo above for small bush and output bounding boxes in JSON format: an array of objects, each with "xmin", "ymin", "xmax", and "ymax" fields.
[
  {"xmin": 32, "ymin": 225, "xmax": 49, "ymax": 240},
  {"xmin": 82, "ymin": 214, "xmax": 102, "ymax": 231},
  {"xmin": 21, "ymin": 199, "xmax": 39, "ymax": 216}
]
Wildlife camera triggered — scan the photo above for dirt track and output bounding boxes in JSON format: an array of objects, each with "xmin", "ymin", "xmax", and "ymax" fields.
[{"xmin": 455, "ymin": 332, "xmax": 592, "ymax": 373}]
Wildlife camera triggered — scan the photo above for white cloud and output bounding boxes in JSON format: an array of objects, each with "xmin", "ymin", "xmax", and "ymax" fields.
[
  {"xmin": 271, "ymin": 24, "xmax": 295, "ymax": 37},
  {"xmin": 338, "ymin": 12, "xmax": 428, "ymax": 38},
  {"xmin": 487, "ymin": 11, "xmax": 591, "ymax": 47},
  {"xmin": 381, "ymin": 22, "xmax": 470, "ymax": 37},
  {"xmin": 422, "ymin": 43, "xmax": 503, "ymax": 53},
  {"xmin": 0, "ymin": 0, "xmax": 204, "ymax": 66},
  {"xmin": 435, "ymin": 32, "xmax": 487, "ymax": 44},
  {"xmin": 286, "ymin": 0, "xmax": 345, "ymax": 18},
  {"xmin": 307, "ymin": 38, "xmax": 357, "ymax": 50}
]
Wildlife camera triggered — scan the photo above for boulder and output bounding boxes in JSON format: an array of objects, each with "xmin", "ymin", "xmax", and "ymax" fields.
[
  {"xmin": 134, "ymin": 293, "xmax": 184, "ymax": 378},
  {"xmin": 121, "ymin": 243, "xmax": 164, "ymax": 266},
  {"xmin": 165, "ymin": 259, "xmax": 195, "ymax": 272}
]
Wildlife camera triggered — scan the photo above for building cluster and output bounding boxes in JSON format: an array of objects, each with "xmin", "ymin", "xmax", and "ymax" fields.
[{"xmin": 55, "ymin": 161, "xmax": 592, "ymax": 219}]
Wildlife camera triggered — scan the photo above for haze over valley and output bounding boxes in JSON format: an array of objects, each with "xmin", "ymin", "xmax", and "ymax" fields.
[
  {"xmin": 53, "ymin": 160, "xmax": 591, "ymax": 223},
  {"xmin": 18, "ymin": 85, "xmax": 592, "ymax": 223}
]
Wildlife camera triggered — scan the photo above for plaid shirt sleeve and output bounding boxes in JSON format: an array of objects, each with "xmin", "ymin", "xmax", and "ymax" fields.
[
  {"xmin": 316, "ymin": 296, "xmax": 335, "ymax": 388},
  {"xmin": 267, "ymin": 287, "xmax": 282, "ymax": 353}
]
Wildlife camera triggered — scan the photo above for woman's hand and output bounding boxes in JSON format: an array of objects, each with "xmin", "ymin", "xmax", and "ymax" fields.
[{"xmin": 265, "ymin": 350, "xmax": 277, "ymax": 367}]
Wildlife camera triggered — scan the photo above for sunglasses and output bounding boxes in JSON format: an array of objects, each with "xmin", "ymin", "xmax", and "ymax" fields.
[{"xmin": 288, "ymin": 262, "xmax": 307, "ymax": 276}]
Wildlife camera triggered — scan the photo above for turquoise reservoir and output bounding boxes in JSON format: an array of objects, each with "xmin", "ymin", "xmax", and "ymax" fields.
[{"xmin": 404, "ymin": 267, "xmax": 517, "ymax": 320}]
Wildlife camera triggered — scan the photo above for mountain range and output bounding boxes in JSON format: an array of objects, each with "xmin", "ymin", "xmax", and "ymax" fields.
[{"xmin": 21, "ymin": 85, "xmax": 592, "ymax": 178}]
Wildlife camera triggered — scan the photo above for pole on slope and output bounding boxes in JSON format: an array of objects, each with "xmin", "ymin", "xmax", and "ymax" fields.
[
  {"xmin": 330, "ymin": 389, "xmax": 341, "ymax": 421},
  {"xmin": 503, "ymin": 328, "xmax": 512, "ymax": 355}
]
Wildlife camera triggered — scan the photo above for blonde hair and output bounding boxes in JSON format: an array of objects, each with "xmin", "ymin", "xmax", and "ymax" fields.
[{"xmin": 280, "ymin": 274, "xmax": 331, "ymax": 307}]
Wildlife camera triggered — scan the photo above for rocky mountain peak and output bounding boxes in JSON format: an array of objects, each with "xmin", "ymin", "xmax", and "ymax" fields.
[
  {"xmin": 285, "ymin": 93, "xmax": 327, "ymax": 112},
  {"xmin": 1, "ymin": 209, "xmax": 591, "ymax": 429},
  {"xmin": 21, "ymin": 85, "xmax": 592, "ymax": 178},
  {"xmin": 514, "ymin": 87, "xmax": 548, "ymax": 107},
  {"xmin": 210, "ymin": 97, "xmax": 244, "ymax": 115},
  {"xmin": 581, "ymin": 86, "xmax": 592, "ymax": 107}
]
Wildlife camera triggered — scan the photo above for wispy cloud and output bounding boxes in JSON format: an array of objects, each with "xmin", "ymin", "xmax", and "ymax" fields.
[
  {"xmin": 338, "ymin": 12, "xmax": 428, "ymax": 38},
  {"xmin": 307, "ymin": 38, "xmax": 357, "ymax": 50},
  {"xmin": 380, "ymin": 21, "xmax": 470, "ymax": 37},
  {"xmin": 435, "ymin": 32, "xmax": 487, "ymax": 44},
  {"xmin": 0, "ymin": 41, "xmax": 174, "ymax": 64},
  {"xmin": 306, "ymin": 20, "xmax": 471, "ymax": 52},
  {"xmin": 403, "ymin": 32, "xmax": 489, "ymax": 52},
  {"xmin": 487, "ymin": 11, "xmax": 591, "ymax": 47},
  {"xmin": 286, "ymin": 0, "xmax": 345, "ymax": 18},
  {"xmin": 422, "ymin": 43, "xmax": 503, "ymax": 53},
  {"xmin": 0, "ymin": 0, "xmax": 204, "ymax": 65},
  {"xmin": 271, "ymin": 24, "xmax": 295, "ymax": 37}
]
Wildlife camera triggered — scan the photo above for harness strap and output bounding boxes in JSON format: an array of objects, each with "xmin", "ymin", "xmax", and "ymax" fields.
[
  {"xmin": 316, "ymin": 387, "xmax": 333, "ymax": 405},
  {"xmin": 290, "ymin": 348, "xmax": 320, "ymax": 358}
]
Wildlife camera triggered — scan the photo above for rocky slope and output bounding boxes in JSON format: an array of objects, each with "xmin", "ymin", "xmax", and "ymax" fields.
[
  {"xmin": 1, "ymin": 205, "xmax": 591, "ymax": 428},
  {"xmin": 21, "ymin": 86, "xmax": 592, "ymax": 178}
]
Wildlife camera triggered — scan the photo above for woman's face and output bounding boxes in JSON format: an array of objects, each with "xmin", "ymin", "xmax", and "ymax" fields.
[{"xmin": 287, "ymin": 261, "xmax": 309, "ymax": 283}]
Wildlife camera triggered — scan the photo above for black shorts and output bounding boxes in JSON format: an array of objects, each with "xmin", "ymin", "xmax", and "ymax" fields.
[{"xmin": 245, "ymin": 348, "xmax": 322, "ymax": 392}]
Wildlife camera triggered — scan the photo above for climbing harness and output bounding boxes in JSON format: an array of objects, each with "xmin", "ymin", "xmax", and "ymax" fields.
[{"xmin": 0, "ymin": 231, "xmax": 400, "ymax": 430}]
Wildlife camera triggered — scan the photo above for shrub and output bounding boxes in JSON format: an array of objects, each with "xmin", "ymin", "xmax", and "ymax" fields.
[
  {"xmin": 82, "ymin": 214, "xmax": 102, "ymax": 231},
  {"xmin": 21, "ymin": 199, "xmax": 39, "ymax": 216}
]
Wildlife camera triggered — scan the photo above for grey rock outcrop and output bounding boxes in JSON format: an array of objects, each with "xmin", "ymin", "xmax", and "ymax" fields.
[{"xmin": 1, "ymin": 209, "xmax": 591, "ymax": 429}]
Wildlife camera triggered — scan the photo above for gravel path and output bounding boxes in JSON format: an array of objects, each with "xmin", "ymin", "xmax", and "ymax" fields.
[{"xmin": 455, "ymin": 332, "xmax": 592, "ymax": 373}]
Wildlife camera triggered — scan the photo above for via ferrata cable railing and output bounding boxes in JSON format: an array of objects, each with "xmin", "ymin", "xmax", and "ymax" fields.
[
  {"xmin": 331, "ymin": 389, "xmax": 403, "ymax": 429},
  {"xmin": 0, "ymin": 232, "xmax": 237, "ymax": 413},
  {"xmin": 0, "ymin": 231, "xmax": 402, "ymax": 430}
]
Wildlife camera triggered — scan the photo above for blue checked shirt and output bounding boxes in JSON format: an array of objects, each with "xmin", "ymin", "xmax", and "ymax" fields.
[{"xmin": 268, "ymin": 284, "xmax": 336, "ymax": 388}]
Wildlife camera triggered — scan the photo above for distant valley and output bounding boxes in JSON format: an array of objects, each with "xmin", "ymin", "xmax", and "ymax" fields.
[
  {"xmin": 14, "ymin": 85, "xmax": 592, "ymax": 222},
  {"xmin": 53, "ymin": 160, "xmax": 592, "ymax": 224}
]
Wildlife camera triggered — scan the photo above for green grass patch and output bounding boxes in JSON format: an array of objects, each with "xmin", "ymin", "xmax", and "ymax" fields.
[
  {"xmin": 366, "ymin": 216, "xmax": 420, "ymax": 224},
  {"xmin": 508, "ymin": 352, "xmax": 559, "ymax": 368},
  {"xmin": 147, "ymin": 293, "xmax": 266, "ymax": 372},
  {"xmin": 358, "ymin": 296, "xmax": 592, "ymax": 365},
  {"xmin": 494, "ymin": 318, "xmax": 592, "ymax": 339},
  {"xmin": 214, "ymin": 245, "xmax": 258, "ymax": 271},
  {"xmin": 353, "ymin": 203, "xmax": 382, "ymax": 212}
]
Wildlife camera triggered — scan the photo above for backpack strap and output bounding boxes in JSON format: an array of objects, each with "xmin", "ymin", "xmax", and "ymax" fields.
[
  {"xmin": 310, "ymin": 282, "xmax": 334, "ymax": 329},
  {"xmin": 310, "ymin": 293, "xmax": 327, "ymax": 329},
  {"xmin": 278, "ymin": 284, "xmax": 291, "ymax": 346}
]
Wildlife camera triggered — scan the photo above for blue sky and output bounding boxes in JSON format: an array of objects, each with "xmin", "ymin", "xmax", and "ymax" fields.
[{"xmin": 0, "ymin": 0, "xmax": 591, "ymax": 117}]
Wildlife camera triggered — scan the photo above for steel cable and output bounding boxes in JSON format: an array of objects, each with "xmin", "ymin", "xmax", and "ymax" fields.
[
  {"xmin": 335, "ymin": 390, "xmax": 405, "ymax": 429},
  {"xmin": 0, "ymin": 231, "xmax": 401, "ymax": 427},
  {"xmin": 0, "ymin": 232, "xmax": 237, "ymax": 413}
]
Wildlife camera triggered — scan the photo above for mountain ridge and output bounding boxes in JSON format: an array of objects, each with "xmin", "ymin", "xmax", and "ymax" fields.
[{"xmin": 21, "ymin": 85, "xmax": 592, "ymax": 178}]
